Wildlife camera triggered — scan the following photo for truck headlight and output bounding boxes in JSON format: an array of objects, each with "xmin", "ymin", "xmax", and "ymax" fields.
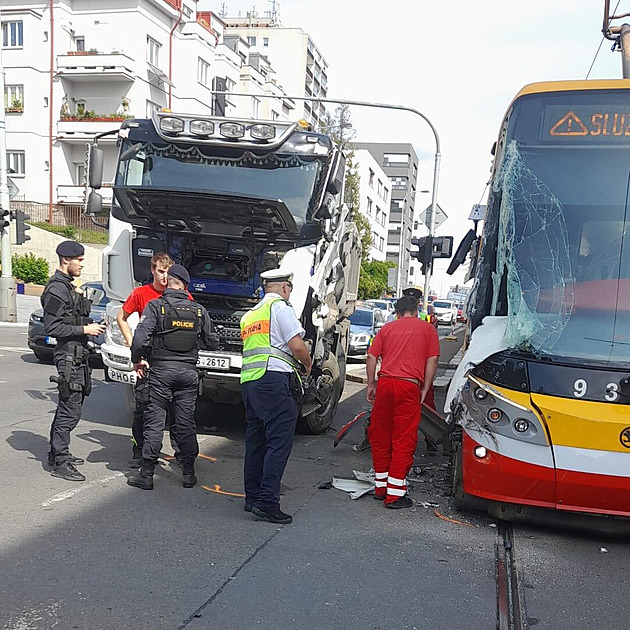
[
  {"xmin": 160, "ymin": 117, "xmax": 185, "ymax": 133},
  {"xmin": 220, "ymin": 122, "xmax": 245, "ymax": 138},
  {"xmin": 250, "ymin": 123, "xmax": 276, "ymax": 140},
  {"xmin": 190, "ymin": 119, "xmax": 214, "ymax": 136}
]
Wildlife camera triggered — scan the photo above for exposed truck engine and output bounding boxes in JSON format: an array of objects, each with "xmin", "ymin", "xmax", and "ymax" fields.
[{"xmin": 87, "ymin": 113, "xmax": 360, "ymax": 433}]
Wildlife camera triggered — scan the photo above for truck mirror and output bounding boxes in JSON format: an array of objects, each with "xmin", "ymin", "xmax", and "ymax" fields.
[
  {"xmin": 86, "ymin": 191, "xmax": 103, "ymax": 216},
  {"xmin": 326, "ymin": 151, "xmax": 346, "ymax": 195},
  {"xmin": 446, "ymin": 229, "xmax": 477, "ymax": 275},
  {"xmin": 88, "ymin": 145, "xmax": 104, "ymax": 189},
  {"xmin": 314, "ymin": 193, "xmax": 334, "ymax": 220}
]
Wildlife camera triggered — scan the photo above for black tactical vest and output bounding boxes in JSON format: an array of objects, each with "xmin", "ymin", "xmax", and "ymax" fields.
[{"xmin": 154, "ymin": 300, "xmax": 202, "ymax": 355}]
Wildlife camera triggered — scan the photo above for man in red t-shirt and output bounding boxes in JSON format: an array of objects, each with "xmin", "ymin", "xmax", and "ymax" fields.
[
  {"xmin": 366, "ymin": 295, "xmax": 440, "ymax": 509},
  {"xmin": 117, "ymin": 253, "xmax": 175, "ymax": 468}
]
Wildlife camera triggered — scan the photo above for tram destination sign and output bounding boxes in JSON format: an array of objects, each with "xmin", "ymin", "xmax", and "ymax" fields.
[{"xmin": 542, "ymin": 106, "xmax": 630, "ymax": 143}]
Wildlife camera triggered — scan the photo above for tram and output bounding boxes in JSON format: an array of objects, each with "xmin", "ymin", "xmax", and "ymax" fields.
[{"xmin": 447, "ymin": 80, "xmax": 630, "ymax": 519}]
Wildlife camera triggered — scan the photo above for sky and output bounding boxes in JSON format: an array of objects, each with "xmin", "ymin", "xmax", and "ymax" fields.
[{"xmin": 199, "ymin": 0, "xmax": 625, "ymax": 295}]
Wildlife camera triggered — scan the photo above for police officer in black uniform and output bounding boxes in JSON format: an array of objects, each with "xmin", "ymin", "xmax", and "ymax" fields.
[
  {"xmin": 42, "ymin": 241, "xmax": 106, "ymax": 481},
  {"xmin": 127, "ymin": 265, "xmax": 217, "ymax": 490}
]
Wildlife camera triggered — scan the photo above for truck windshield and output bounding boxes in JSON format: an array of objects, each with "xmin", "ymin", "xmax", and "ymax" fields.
[
  {"xmin": 493, "ymin": 90, "xmax": 630, "ymax": 366},
  {"xmin": 115, "ymin": 140, "xmax": 323, "ymax": 225}
]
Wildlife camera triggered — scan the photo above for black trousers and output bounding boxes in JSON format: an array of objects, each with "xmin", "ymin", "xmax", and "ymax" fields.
[
  {"xmin": 49, "ymin": 356, "xmax": 89, "ymax": 464},
  {"xmin": 242, "ymin": 371, "xmax": 298, "ymax": 510},
  {"xmin": 142, "ymin": 364, "xmax": 199, "ymax": 468}
]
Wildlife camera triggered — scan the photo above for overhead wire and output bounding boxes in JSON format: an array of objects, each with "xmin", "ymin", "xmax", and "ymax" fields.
[{"xmin": 586, "ymin": 0, "xmax": 622, "ymax": 79}]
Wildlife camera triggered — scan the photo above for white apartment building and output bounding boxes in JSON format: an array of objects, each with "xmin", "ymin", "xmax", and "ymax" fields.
[
  {"xmin": 224, "ymin": 16, "xmax": 328, "ymax": 128},
  {"xmin": 2, "ymin": 0, "xmax": 295, "ymax": 206},
  {"xmin": 353, "ymin": 149, "xmax": 390, "ymax": 262}
]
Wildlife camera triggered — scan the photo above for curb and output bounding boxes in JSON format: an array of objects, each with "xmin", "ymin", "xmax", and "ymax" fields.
[{"xmin": 346, "ymin": 371, "xmax": 368, "ymax": 384}]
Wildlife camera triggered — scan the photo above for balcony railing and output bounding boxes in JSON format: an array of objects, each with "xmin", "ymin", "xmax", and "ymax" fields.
[
  {"xmin": 57, "ymin": 184, "xmax": 113, "ymax": 205},
  {"xmin": 57, "ymin": 51, "xmax": 135, "ymax": 82}
]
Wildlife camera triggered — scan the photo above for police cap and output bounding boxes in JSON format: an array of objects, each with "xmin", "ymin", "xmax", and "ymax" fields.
[
  {"xmin": 260, "ymin": 269, "xmax": 293, "ymax": 284},
  {"xmin": 168, "ymin": 264, "xmax": 190, "ymax": 286},
  {"xmin": 56, "ymin": 240, "xmax": 85, "ymax": 259},
  {"xmin": 402, "ymin": 287, "xmax": 423, "ymax": 300}
]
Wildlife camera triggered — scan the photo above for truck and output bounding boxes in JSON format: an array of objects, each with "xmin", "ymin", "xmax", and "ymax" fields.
[{"xmin": 85, "ymin": 112, "xmax": 361, "ymax": 433}]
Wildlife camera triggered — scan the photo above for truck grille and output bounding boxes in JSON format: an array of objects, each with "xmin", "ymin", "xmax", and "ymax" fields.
[{"xmin": 209, "ymin": 311, "xmax": 244, "ymax": 352}]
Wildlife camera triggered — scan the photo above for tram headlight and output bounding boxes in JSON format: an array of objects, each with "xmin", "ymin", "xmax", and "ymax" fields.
[
  {"xmin": 514, "ymin": 419, "xmax": 530, "ymax": 433},
  {"xmin": 474, "ymin": 387, "xmax": 487, "ymax": 400},
  {"xmin": 487, "ymin": 408, "xmax": 503, "ymax": 423},
  {"xmin": 474, "ymin": 446, "xmax": 488, "ymax": 458}
]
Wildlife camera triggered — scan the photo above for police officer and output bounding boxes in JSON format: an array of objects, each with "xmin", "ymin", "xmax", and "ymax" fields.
[
  {"xmin": 240, "ymin": 269, "xmax": 312, "ymax": 524},
  {"xmin": 43, "ymin": 241, "xmax": 106, "ymax": 481},
  {"xmin": 127, "ymin": 265, "xmax": 217, "ymax": 490}
]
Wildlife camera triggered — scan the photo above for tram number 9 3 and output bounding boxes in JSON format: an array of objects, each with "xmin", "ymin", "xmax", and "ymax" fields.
[{"xmin": 573, "ymin": 378, "xmax": 619, "ymax": 402}]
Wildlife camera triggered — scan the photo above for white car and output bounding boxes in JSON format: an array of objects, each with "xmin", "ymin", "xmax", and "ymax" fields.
[
  {"xmin": 432, "ymin": 299, "xmax": 458, "ymax": 325},
  {"xmin": 364, "ymin": 299, "xmax": 395, "ymax": 320}
]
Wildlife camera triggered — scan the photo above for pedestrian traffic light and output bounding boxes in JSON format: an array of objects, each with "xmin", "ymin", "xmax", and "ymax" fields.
[
  {"xmin": 15, "ymin": 210, "xmax": 31, "ymax": 244},
  {"xmin": 0, "ymin": 209, "xmax": 10, "ymax": 231}
]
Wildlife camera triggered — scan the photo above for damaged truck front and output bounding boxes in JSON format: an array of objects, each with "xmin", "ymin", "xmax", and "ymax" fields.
[
  {"xmin": 90, "ymin": 113, "xmax": 360, "ymax": 434},
  {"xmin": 447, "ymin": 81, "xmax": 630, "ymax": 520}
]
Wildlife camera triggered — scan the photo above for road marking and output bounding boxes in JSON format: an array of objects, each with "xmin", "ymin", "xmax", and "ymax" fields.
[
  {"xmin": 0, "ymin": 322, "xmax": 28, "ymax": 327},
  {"xmin": 0, "ymin": 345, "xmax": 30, "ymax": 353},
  {"xmin": 41, "ymin": 471, "xmax": 124, "ymax": 507}
]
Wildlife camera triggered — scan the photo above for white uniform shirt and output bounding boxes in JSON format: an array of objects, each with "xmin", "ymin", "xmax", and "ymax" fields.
[{"xmin": 260, "ymin": 292, "xmax": 305, "ymax": 373}]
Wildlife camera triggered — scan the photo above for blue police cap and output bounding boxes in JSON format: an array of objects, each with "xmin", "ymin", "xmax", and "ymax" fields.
[
  {"xmin": 168, "ymin": 264, "xmax": 190, "ymax": 286},
  {"xmin": 56, "ymin": 241, "xmax": 85, "ymax": 258}
]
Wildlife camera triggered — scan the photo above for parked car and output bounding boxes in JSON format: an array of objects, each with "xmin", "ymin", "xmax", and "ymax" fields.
[
  {"xmin": 28, "ymin": 282, "xmax": 108, "ymax": 367},
  {"xmin": 432, "ymin": 299, "xmax": 458, "ymax": 325},
  {"xmin": 365, "ymin": 299, "xmax": 395, "ymax": 319},
  {"xmin": 348, "ymin": 306, "xmax": 384, "ymax": 358},
  {"xmin": 457, "ymin": 303, "xmax": 467, "ymax": 323}
]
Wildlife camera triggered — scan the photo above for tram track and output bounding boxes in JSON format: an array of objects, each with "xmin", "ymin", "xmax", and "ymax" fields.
[{"xmin": 496, "ymin": 521, "xmax": 525, "ymax": 630}]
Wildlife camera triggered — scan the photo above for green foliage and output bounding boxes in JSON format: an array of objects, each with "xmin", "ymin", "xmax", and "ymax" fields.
[
  {"xmin": 77, "ymin": 229, "xmax": 108, "ymax": 245},
  {"xmin": 30, "ymin": 221, "xmax": 107, "ymax": 245},
  {"xmin": 358, "ymin": 260, "xmax": 395, "ymax": 299},
  {"xmin": 12, "ymin": 253, "xmax": 50, "ymax": 285},
  {"xmin": 32, "ymin": 221, "xmax": 77, "ymax": 239}
]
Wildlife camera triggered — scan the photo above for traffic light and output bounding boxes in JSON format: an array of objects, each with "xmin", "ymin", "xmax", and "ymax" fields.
[
  {"xmin": 411, "ymin": 235, "xmax": 454, "ymax": 275},
  {"xmin": 15, "ymin": 210, "xmax": 31, "ymax": 245},
  {"xmin": 0, "ymin": 209, "xmax": 10, "ymax": 231}
]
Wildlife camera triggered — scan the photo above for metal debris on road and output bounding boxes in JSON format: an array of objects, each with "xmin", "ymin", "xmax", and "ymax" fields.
[
  {"xmin": 332, "ymin": 470, "xmax": 376, "ymax": 499},
  {"xmin": 433, "ymin": 508, "xmax": 478, "ymax": 528},
  {"xmin": 599, "ymin": 547, "xmax": 609, "ymax": 553}
]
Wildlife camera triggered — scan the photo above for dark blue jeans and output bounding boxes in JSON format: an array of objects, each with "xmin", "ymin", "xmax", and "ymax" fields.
[{"xmin": 242, "ymin": 371, "xmax": 298, "ymax": 510}]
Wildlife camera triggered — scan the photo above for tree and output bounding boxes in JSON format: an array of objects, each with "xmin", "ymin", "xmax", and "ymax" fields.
[{"xmin": 358, "ymin": 260, "xmax": 396, "ymax": 299}]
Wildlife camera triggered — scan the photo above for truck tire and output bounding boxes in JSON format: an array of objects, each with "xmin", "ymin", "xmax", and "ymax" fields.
[{"xmin": 298, "ymin": 355, "xmax": 342, "ymax": 434}]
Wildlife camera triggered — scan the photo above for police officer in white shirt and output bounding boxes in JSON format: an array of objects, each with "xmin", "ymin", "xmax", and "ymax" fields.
[{"xmin": 239, "ymin": 269, "xmax": 312, "ymax": 524}]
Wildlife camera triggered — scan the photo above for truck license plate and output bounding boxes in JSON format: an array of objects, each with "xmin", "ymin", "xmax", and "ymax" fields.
[
  {"xmin": 197, "ymin": 355, "xmax": 230, "ymax": 371},
  {"xmin": 45, "ymin": 336, "xmax": 57, "ymax": 345},
  {"xmin": 108, "ymin": 368, "xmax": 137, "ymax": 385}
]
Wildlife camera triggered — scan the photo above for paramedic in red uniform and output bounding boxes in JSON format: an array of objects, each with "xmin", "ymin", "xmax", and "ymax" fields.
[{"xmin": 366, "ymin": 295, "xmax": 440, "ymax": 509}]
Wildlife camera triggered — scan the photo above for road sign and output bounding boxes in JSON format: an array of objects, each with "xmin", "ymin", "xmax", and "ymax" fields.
[
  {"xmin": 468, "ymin": 204, "xmax": 486, "ymax": 221},
  {"xmin": 418, "ymin": 204, "xmax": 447, "ymax": 230},
  {"xmin": 7, "ymin": 177, "xmax": 19, "ymax": 201}
]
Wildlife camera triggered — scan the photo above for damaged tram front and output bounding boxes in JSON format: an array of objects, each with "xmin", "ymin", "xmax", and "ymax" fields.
[
  {"xmin": 91, "ymin": 112, "xmax": 360, "ymax": 434},
  {"xmin": 448, "ymin": 81, "xmax": 630, "ymax": 519}
]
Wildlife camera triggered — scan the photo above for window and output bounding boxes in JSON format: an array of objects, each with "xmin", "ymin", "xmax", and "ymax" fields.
[
  {"xmin": 4, "ymin": 85, "xmax": 23, "ymax": 109},
  {"xmin": 7, "ymin": 151, "xmax": 25, "ymax": 176},
  {"xmin": 263, "ymin": 37, "xmax": 269, "ymax": 47},
  {"xmin": 252, "ymin": 96, "xmax": 260, "ymax": 118},
  {"xmin": 271, "ymin": 110, "xmax": 279, "ymax": 120},
  {"xmin": 409, "ymin": 266, "xmax": 414, "ymax": 275},
  {"xmin": 372, "ymin": 231, "xmax": 379, "ymax": 245},
  {"xmin": 391, "ymin": 176, "xmax": 408, "ymax": 190},
  {"xmin": 247, "ymin": 36, "xmax": 257, "ymax": 46},
  {"xmin": 2, "ymin": 21, "xmax": 23, "ymax": 48},
  {"xmin": 414, "ymin": 221, "xmax": 419, "ymax": 230},
  {"xmin": 382, "ymin": 153, "xmax": 409, "ymax": 166},
  {"xmin": 183, "ymin": 5, "xmax": 193, "ymax": 17},
  {"xmin": 146, "ymin": 100, "xmax": 161, "ymax": 118},
  {"xmin": 74, "ymin": 162, "xmax": 86, "ymax": 186},
  {"xmin": 147, "ymin": 36, "xmax": 161, "ymax": 66},
  {"xmin": 377, "ymin": 179, "xmax": 383, "ymax": 197},
  {"xmin": 368, "ymin": 168, "xmax": 375, "ymax": 187},
  {"xmin": 376, "ymin": 208, "xmax": 381, "ymax": 224},
  {"xmin": 75, "ymin": 37, "xmax": 85, "ymax": 52},
  {"xmin": 366, "ymin": 198, "xmax": 373, "ymax": 215},
  {"xmin": 198, "ymin": 58, "xmax": 210, "ymax": 87},
  {"xmin": 383, "ymin": 188, "xmax": 388, "ymax": 203},
  {"xmin": 380, "ymin": 236, "xmax": 385, "ymax": 251}
]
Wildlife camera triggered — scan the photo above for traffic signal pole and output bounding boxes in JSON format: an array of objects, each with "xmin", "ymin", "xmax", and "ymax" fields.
[{"xmin": 0, "ymin": 46, "xmax": 17, "ymax": 323}]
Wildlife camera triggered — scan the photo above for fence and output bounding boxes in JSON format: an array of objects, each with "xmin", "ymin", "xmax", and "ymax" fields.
[{"xmin": 11, "ymin": 199, "xmax": 107, "ymax": 235}]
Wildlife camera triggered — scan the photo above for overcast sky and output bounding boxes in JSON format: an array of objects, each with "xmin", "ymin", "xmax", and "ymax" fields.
[{"xmin": 199, "ymin": 0, "xmax": 625, "ymax": 294}]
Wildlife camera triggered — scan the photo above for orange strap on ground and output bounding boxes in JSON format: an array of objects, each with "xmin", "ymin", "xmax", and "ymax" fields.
[
  {"xmin": 434, "ymin": 508, "xmax": 477, "ymax": 528},
  {"xmin": 202, "ymin": 484, "xmax": 246, "ymax": 498}
]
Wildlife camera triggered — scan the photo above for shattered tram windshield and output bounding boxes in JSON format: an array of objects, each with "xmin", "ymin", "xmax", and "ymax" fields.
[
  {"xmin": 115, "ymin": 140, "xmax": 323, "ymax": 225},
  {"xmin": 491, "ymin": 90, "xmax": 630, "ymax": 366}
]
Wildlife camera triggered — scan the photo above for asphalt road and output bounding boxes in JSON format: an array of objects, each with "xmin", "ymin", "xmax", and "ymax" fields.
[{"xmin": 1, "ymin": 318, "xmax": 629, "ymax": 630}]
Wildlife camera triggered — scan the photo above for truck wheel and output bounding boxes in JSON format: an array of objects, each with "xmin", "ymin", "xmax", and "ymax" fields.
[{"xmin": 298, "ymin": 356, "xmax": 342, "ymax": 434}]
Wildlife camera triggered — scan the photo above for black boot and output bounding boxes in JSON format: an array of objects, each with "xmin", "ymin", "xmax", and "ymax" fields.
[
  {"xmin": 251, "ymin": 506, "xmax": 292, "ymax": 524},
  {"xmin": 182, "ymin": 464, "xmax": 197, "ymax": 488},
  {"xmin": 127, "ymin": 463, "xmax": 154, "ymax": 490},
  {"xmin": 48, "ymin": 452, "xmax": 84, "ymax": 466},
  {"xmin": 128, "ymin": 447, "xmax": 142, "ymax": 469},
  {"xmin": 51, "ymin": 461, "xmax": 86, "ymax": 482}
]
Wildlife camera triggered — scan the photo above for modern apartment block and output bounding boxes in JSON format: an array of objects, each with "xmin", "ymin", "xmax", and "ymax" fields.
[
  {"xmin": 224, "ymin": 16, "xmax": 328, "ymax": 128},
  {"xmin": 352, "ymin": 149, "xmax": 390, "ymax": 262},
  {"xmin": 352, "ymin": 143, "xmax": 419, "ymax": 290},
  {"xmin": 1, "ymin": 0, "xmax": 295, "ymax": 206}
]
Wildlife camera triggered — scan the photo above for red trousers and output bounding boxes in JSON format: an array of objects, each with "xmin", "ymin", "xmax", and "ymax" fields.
[{"xmin": 368, "ymin": 377, "xmax": 422, "ymax": 504}]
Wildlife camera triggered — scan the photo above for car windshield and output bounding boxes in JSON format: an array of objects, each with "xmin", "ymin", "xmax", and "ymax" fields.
[
  {"xmin": 433, "ymin": 301, "xmax": 452, "ymax": 309},
  {"xmin": 368, "ymin": 301, "xmax": 388, "ymax": 309},
  {"xmin": 115, "ymin": 140, "xmax": 324, "ymax": 225},
  {"xmin": 83, "ymin": 285, "xmax": 107, "ymax": 306},
  {"xmin": 491, "ymin": 90, "xmax": 630, "ymax": 366},
  {"xmin": 349, "ymin": 309, "xmax": 374, "ymax": 327}
]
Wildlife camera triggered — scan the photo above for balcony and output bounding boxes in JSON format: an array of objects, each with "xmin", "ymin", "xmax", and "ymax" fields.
[
  {"xmin": 57, "ymin": 51, "xmax": 135, "ymax": 83},
  {"xmin": 57, "ymin": 118, "xmax": 125, "ymax": 143},
  {"xmin": 57, "ymin": 184, "xmax": 114, "ymax": 205}
]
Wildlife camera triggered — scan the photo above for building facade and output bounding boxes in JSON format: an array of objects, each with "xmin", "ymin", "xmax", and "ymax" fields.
[
  {"xmin": 2, "ymin": 0, "xmax": 294, "ymax": 206},
  {"xmin": 352, "ymin": 149, "xmax": 390, "ymax": 262},
  {"xmin": 224, "ymin": 16, "xmax": 328, "ymax": 129},
  {"xmin": 352, "ymin": 142, "xmax": 419, "ymax": 292}
]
